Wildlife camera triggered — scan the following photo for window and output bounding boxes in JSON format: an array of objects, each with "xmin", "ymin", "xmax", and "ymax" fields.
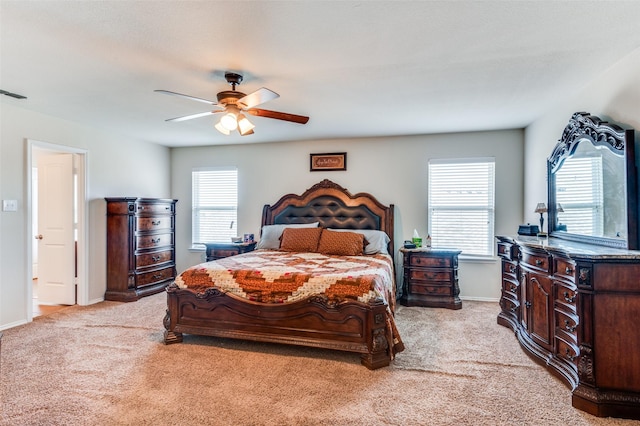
[
  {"xmin": 428, "ymin": 158, "xmax": 495, "ymax": 257},
  {"xmin": 192, "ymin": 168, "xmax": 238, "ymax": 244}
]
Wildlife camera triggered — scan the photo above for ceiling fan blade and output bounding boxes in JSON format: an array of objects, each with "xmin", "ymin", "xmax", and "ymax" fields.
[
  {"xmin": 237, "ymin": 88, "xmax": 279, "ymax": 109},
  {"xmin": 246, "ymin": 108, "xmax": 309, "ymax": 124},
  {"xmin": 165, "ymin": 111, "xmax": 221, "ymax": 122},
  {"xmin": 154, "ymin": 89, "xmax": 220, "ymax": 106}
]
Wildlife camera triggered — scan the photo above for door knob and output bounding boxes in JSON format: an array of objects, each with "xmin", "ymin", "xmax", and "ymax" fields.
[{"xmin": 35, "ymin": 234, "xmax": 43, "ymax": 240}]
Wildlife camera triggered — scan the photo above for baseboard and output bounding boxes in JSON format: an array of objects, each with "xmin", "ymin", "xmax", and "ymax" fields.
[
  {"xmin": 460, "ymin": 296, "xmax": 500, "ymax": 302},
  {"xmin": 0, "ymin": 319, "xmax": 28, "ymax": 331}
]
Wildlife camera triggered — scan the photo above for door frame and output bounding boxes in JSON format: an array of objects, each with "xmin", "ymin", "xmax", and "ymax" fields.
[{"xmin": 25, "ymin": 139, "xmax": 89, "ymax": 320}]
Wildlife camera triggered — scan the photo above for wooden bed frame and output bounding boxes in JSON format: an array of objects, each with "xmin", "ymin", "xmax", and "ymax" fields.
[{"xmin": 163, "ymin": 179, "xmax": 397, "ymax": 369}]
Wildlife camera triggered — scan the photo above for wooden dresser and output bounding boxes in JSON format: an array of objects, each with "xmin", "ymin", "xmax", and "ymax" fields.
[
  {"xmin": 106, "ymin": 197, "xmax": 178, "ymax": 302},
  {"xmin": 497, "ymin": 235, "xmax": 640, "ymax": 419},
  {"xmin": 399, "ymin": 248, "xmax": 462, "ymax": 309}
]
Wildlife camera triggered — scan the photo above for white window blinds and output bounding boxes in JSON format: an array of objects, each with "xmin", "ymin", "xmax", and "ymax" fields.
[
  {"xmin": 428, "ymin": 158, "xmax": 495, "ymax": 257},
  {"xmin": 555, "ymin": 156, "xmax": 604, "ymax": 236},
  {"xmin": 192, "ymin": 168, "xmax": 238, "ymax": 244}
]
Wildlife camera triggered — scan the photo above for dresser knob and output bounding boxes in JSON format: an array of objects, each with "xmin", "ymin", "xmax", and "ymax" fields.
[
  {"xmin": 509, "ymin": 265, "xmax": 516, "ymax": 273},
  {"xmin": 563, "ymin": 291, "xmax": 575, "ymax": 303},
  {"xmin": 152, "ymin": 238, "xmax": 161, "ymax": 244},
  {"xmin": 152, "ymin": 220, "xmax": 161, "ymax": 226},
  {"xmin": 565, "ymin": 266, "xmax": 573, "ymax": 275},
  {"xmin": 524, "ymin": 301, "xmax": 532, "ymax": 308},
  {"xmin": 564, "ymin": 319, "xmax": 576, "ymax": 333},
  {"xmin": 565, "ymin": 348, "xmax": 576, "ymax": 362},
  {"xmin": 535, "ymin": 259, "xmax": 543, "ymax": 266}
]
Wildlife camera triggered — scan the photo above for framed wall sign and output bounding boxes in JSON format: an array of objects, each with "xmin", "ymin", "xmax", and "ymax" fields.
[{"xmin": 310, "ymin": 152, "xmax": 347, "ymax": 171}]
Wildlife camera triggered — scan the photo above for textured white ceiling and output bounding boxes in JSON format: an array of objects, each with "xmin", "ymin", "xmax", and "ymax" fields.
[{"xmin": 2, "ymin": 1, "xmax": 640, "ymax": 147}]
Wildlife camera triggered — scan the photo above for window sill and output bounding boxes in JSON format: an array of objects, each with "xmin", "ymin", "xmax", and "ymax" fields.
[{"xmin": 459, "ymin": 254, "xmax": 497, "ymax": 263}]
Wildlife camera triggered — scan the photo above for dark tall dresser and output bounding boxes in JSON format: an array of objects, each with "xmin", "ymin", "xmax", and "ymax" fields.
[{"xmin": 105, "ymin": 197, "xmax": 177, "ymax": 302}]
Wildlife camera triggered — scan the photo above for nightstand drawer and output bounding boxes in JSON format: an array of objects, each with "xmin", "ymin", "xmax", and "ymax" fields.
[
  {"xmin": 410, "ymin": 284, "xmax": 451, "ymax": 296},
  {"xmin": 205, "ymin": 242, "xmax": 257, "ymax": 261},
  {"xmin": 211, "ymin": 248, "xmax": 240, "ymax": 258},
  {"xmin": 409, "ymin": 269, "xmax": 452, "ymax": 282},
  {"xmin": 409, "ymin": 256, "xmax": 452, "ymax": 268}
]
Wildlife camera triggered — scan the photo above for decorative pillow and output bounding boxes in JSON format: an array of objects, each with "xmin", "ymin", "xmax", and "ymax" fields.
[
  {"xmin": 329, "ymin": 228, "xmax": 390, "ymax": 255},
  {"xmin": 279, "ymin": 227, "xmax": 323, "ymax": 252},
  {"xmin": 317, "ymin": 229, "xmax": 365, "ymax": 256},
  {"xmin": 256, "ymin": 222, "xmax": 319, "ymax": 250}
]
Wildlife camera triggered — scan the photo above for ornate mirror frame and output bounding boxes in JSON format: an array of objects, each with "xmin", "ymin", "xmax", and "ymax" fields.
[{"xmin": 547, "ymin": 112, "xmax": 638, "ymax": 249}]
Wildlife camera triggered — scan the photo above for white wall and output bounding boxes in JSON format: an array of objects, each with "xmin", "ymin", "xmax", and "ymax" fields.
[
  {"xmin": 524, "ymin": 47, "xmax": 640, "ymax": 227},
  {"xmin": 0, "ymin": 103, "xmax": 171, "ymax": 329},
  {"xmin": 171, "ymin": 129, "xmax": 524, "ymax": 301}
]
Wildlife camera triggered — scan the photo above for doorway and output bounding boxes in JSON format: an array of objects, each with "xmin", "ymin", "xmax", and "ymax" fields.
[{"xmin": 27, "ymin": 140, "xmax": 88, "ymax": 320}]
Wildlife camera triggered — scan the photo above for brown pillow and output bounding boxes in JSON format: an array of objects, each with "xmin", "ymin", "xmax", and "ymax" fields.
[
  {"xmin": 279, "ymin": 227, "xmax": 323, "ymax": 252},
  {"xmin": 317, "ymin": 229, "xmax": 365, "ymax": 256}
]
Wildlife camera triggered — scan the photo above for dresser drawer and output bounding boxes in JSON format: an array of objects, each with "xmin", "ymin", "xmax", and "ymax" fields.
[
  {"xmin": 503, "ymin": 260, "xmax": 518, "ymax": 278},
  {"xmin": 135, "ymin": 202, "xmax": 174, "ymax": 215},
  {"xmin": 136, "ymin": 216, "xmax": 174, "ymax": 232},
  {"xmin": 409, "ymin": 255, "xmax": 452, "ymax": 268},
  {"xmin": 500, "ymin": 294, "xmax": 519, "ymax": 314},
  {"xmin": 137, "ymin": 266, "xmax": 174, "ymax": 287},
  {"xmin": 553, "ymin": 256, "xmax": 576, "ymax": 282},
  {"xmin": 136, "ymin": 249, "xmax": 173, "ymax": 268},
  {"xmin": 503, "ymin": 278, "xmax": 519, "ymax": 296},
  {"xmin": 410, "ymin": 284, "xmax": 451, "ymax": 296},
  {"xmin": 136, "ymin": 232, "xmax": 174, "ymax": 249},
  {"xmin": 555, "ymin": 335, "xmax": 580, "ymax": 366},
  {"xmin": 521, "ymin": 251, "xmax": 550, "ymax": 272},
  {"xmin": 497, "ymin": 242, "xmax": 513, "ymax": 260},
  {"xmin": 409, "ymin": 269, "xmax": 453, "ymax": 282},
  {"xmin": 555, "ymin": 308, "xmax": 578, "ymax": 338},
  {"xmin": 555, "ymin": 281, "xmax": 577, "ymax": 309}
]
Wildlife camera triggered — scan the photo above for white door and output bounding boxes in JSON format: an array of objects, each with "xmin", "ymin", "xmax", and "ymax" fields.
[{"xmin": 36, "ymin": 153, "xmax": 76, "ymax": 305}]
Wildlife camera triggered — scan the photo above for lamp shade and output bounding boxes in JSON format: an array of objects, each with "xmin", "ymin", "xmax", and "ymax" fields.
[
  {"xmin": 220, "ymin": 112, "xmax": 238, "ymax": 131},
  {"xmin": 237, "ymin": 114, "xmax": 255, "ymax": 136},
  {"xmin": 535, "ymin": 203, "xmax": 547, "ymax": 213},
  {"xmin": 214, "ymin": 121, "xmax": 231, "ymax": 135}
]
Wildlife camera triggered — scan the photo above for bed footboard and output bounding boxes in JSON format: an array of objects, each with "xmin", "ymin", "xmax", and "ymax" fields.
[{"xmin": 163, "ymin": 283, "xmax": 391, "ymax": 369}]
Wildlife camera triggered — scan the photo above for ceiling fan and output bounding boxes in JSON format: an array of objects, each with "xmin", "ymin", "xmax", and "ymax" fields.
[{"xmin": 155, "ymin": 72, "xmax": 309, "ymax": 136}]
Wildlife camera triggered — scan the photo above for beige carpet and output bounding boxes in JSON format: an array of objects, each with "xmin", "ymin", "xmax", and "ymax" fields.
[{"xmin": 0, "ymin": 294, "xmax": 636, "ymax": 426}]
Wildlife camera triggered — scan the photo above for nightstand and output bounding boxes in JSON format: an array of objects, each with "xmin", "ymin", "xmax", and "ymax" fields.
[
  {"xmin": 204, "ymin": 242, "xmax": 257, "ymax": 261},
  {"xmin": 399, "ymin": 248, "xmax": 462, "ymax": 309}
]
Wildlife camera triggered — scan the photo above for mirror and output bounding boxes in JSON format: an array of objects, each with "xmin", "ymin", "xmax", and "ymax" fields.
[{"xmin": 548, "ymin": 112, "xmax": 637, "ymax": 249}]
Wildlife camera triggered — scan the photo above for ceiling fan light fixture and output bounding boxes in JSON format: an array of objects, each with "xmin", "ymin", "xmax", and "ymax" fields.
[
  {"xmin": 238, "ymin": 114, "xmax": 255, "ymax": 136},
  {"xmin": 215, "ymin": 121, "xmax": 231, "ymax": 135},
  {"xmin": 220, "ymin": 112, "xmax": 238, "ymax": 131}
]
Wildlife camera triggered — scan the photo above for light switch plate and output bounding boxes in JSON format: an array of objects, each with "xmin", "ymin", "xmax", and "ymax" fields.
[{"xmin": 2, "ymin": 199, "xmax": 18, "ymax": 212}]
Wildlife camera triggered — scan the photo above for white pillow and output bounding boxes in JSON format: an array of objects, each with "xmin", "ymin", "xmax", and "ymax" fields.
[
  {"xmin": 329, "ymin": 228, "xmax": 390, "ymax": 255},
  {"xmin": 256, "ymin": 222, "xmax": 320, "ymax": 250}
]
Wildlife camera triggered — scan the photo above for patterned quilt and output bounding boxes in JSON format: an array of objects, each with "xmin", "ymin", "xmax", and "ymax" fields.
[
  {"xmin": 176, "ymin": 250, "xmax": 396, "ymax": 309},
  {"xmin": 175, "ymin": 249, "xmax": 404, "ymax": 357}
]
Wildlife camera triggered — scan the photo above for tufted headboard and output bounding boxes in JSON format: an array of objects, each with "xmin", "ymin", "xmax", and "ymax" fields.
[{"xmin": 261, "ymin": 179, "xmax": 395, "ymax": 257}]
